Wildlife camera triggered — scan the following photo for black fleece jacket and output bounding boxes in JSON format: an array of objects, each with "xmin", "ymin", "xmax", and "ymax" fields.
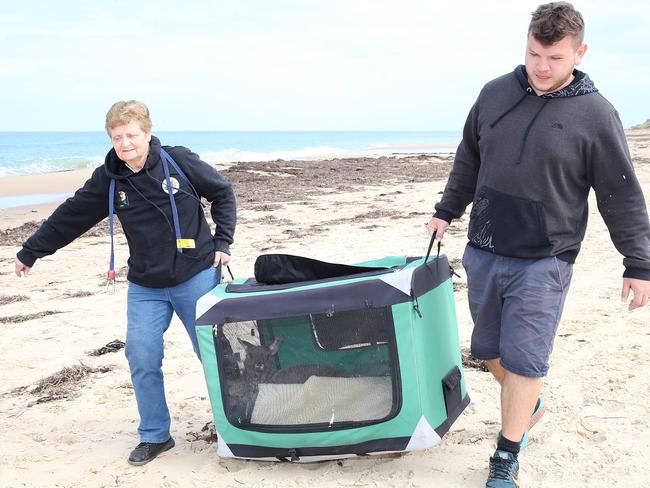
[
  {"xmin": 434, "ymin": 66, "xmax": 650, "ymax": 280},
  {"xmin": 17, "ymin": 136, "xmax": 237, "ymax": 287}
]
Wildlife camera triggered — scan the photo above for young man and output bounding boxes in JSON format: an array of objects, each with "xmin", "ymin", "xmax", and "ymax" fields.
[
  {"xmin": 15, "ymin": 101, "xmax": 237, "ymax": 466},
  {"xmin": 427, "ymin": 3, "xmax": 650, "ymax": 487}
]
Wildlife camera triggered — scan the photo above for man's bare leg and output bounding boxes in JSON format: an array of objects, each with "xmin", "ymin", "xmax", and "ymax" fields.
[
  {"xmin": 486, "ymin": 358, "xmax": 505, "ymax": 385},
  {"xmin": 501, "ymin": 371, "xmax": 540, "ymax": 442},
  {"xmin": 486, "ymin": 359, "xmax": 540, "ymax": 442}
]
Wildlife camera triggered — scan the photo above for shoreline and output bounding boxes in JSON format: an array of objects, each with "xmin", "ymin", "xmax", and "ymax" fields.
[
  {"xmin": 1, "ymin": 125, "xmax": 647, "ymax": 231},
  {"xmin": 1, "ymin": 126, "xmax": 647, "ymax": 204},
  {"xmin": 0, "ymin": 152, "xmax": 440, "ymax": 210},
  {"xmin": 0, "ymin": 168, "xmax": 94, "ymax": 198},
  {"xmin": 0, "ymin": 153, "xmax": 456, "ymax": 230}
]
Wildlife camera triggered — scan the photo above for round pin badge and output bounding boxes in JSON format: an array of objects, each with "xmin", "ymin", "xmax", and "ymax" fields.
[{"xmin": 162, "ymin": 177, "xmax": 180, "ymax": 194}]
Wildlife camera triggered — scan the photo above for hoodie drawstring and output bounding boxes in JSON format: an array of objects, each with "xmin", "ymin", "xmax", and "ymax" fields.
[
  {"xmin": 489, "ymin": 90, "xmax": 530, "ymax": 129},
  {"xmin": 126, "ymin": 178, "xmax": 175, "ymax": 232},
  {"xmin": 515, "ymin": 98, "xmax": 549, "ymax": 165},
  {"xmin": 489, "ymin": 88, "xmax": 551, "ymax": 166}
]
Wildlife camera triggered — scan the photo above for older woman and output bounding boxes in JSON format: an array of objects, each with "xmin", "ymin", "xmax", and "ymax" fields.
[{"xmin": 14, "ymin": 100, "xmax": 237, "ymax": 465}]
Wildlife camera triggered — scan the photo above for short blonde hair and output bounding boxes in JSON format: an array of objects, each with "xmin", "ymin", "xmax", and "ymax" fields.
[{"xmin": 105, "ymin": 100, "xmax": 153, "ymax": 134}]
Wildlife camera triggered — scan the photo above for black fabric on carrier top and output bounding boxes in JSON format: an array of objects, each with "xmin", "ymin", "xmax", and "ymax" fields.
[{"xmin": 254, "ymin": 254, "xmax": 389, "ymax": 285}]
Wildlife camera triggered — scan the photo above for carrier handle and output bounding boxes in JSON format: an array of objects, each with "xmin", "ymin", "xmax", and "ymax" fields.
[{"xmin": 424, "ymin": 231, "xmax": 441, "ymax": 263}]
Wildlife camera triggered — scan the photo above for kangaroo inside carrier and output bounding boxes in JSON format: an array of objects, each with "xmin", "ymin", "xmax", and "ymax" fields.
[
  {"xmin": 216, "ymin": 304, "xmax": 398, "ymax": 428},
  {"xmin": 195, "ymin": 249, "xmax": 470, "ymax": 462}
]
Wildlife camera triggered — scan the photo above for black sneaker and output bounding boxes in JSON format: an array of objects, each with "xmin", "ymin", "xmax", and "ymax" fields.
[
  {"xmin": 486, "ymin": 450, "xmax": 520, "ymax": 487},
  {"xmin": 128, "ymin": 437, "xmax": 175, "ymax": 466}
]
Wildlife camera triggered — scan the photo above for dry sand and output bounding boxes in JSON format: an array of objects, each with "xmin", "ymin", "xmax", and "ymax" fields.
[{"xmin": 0, "ymin": 131, "xmax": 649, "ymax": 487}]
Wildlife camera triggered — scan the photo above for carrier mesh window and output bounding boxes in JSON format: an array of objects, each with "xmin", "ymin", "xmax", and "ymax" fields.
[
  {"xmin": 311, "ymin": 308, "xmax": 389, "ymax": 350},
  {"xmin": 214, "ymin": 307, "xmax": 398, "ymax": 429}
]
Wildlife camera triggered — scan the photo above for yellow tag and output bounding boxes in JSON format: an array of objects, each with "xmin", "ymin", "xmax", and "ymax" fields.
[{"xmin": 176, "ymin": 238, "xmax": 196, "ymax": 249}]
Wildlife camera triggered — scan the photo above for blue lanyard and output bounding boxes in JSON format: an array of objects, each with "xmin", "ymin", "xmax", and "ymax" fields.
[
  {"xmin": 161, "ymin": 150, "xmax": 184, "ymax": 254},
  {"xmin": 107, "ymin": 179, "xmax": 116, "ymax": 292},
  {"xmin": 107, "ymin": 148, "xmax": 198, "ymax": 287}
]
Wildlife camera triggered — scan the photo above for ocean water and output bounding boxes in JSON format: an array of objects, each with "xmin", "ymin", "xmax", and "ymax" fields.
[{"xmin": 0, "ymin": 131, "xmax": 460, "ymax": 178}]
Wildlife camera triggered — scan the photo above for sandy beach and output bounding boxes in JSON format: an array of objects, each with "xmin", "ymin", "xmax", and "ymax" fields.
[{"xmin": 1, "ymin": 131, "xmax": 649, "ymax": 487}]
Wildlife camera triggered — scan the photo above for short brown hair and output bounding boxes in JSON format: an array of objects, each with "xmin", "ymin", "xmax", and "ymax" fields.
[
  {"xmin": 529, "ymin": 2, "xmax": 584, "ymax": 46},
  {"xmin": 105, "ymin": 100, "xmax": 153, "ymax": 134}
]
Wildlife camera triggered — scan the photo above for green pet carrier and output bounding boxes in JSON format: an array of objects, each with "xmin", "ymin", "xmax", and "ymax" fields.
[{"xmin": 195, "ymin": 249, "xmax": 470, "ymax": 462}]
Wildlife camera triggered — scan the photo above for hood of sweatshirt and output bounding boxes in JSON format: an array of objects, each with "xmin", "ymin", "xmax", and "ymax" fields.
[
  {"xmin": 514, "ymin": 65, "xmax": 597, "ymax": 99},
  {"xmin": 490, "ymin": 66, "xmax": 598, "ymax": 164},
  {"xmin": 103, "ymin": 135, "xmax": 162, "ymax": 180}
]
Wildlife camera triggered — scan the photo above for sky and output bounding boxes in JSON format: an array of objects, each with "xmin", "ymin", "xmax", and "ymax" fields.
[{"xmin": 1, "ymin": 0, "xmax": 648, "ymax": 131}]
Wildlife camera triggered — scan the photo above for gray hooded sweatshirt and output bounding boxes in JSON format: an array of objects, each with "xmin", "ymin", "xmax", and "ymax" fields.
[{"xmin": 434, "ymin": 66, "xmax": 650, "ymax": 280}]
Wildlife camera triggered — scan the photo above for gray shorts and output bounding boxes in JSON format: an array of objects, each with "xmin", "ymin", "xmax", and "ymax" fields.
[{"xmin": 462, "ymin": 245, "xmax": 573, "ymax": 377}]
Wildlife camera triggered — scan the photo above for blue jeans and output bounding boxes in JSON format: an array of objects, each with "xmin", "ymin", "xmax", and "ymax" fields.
[{"xmin": 125, "ymin": 266, "xmax": 220, "ymax": 443}]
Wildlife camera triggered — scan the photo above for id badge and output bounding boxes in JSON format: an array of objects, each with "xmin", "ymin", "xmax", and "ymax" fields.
[{"xmin": 176, "ymin": 238, "xmax": 196, "ymax": 249}]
